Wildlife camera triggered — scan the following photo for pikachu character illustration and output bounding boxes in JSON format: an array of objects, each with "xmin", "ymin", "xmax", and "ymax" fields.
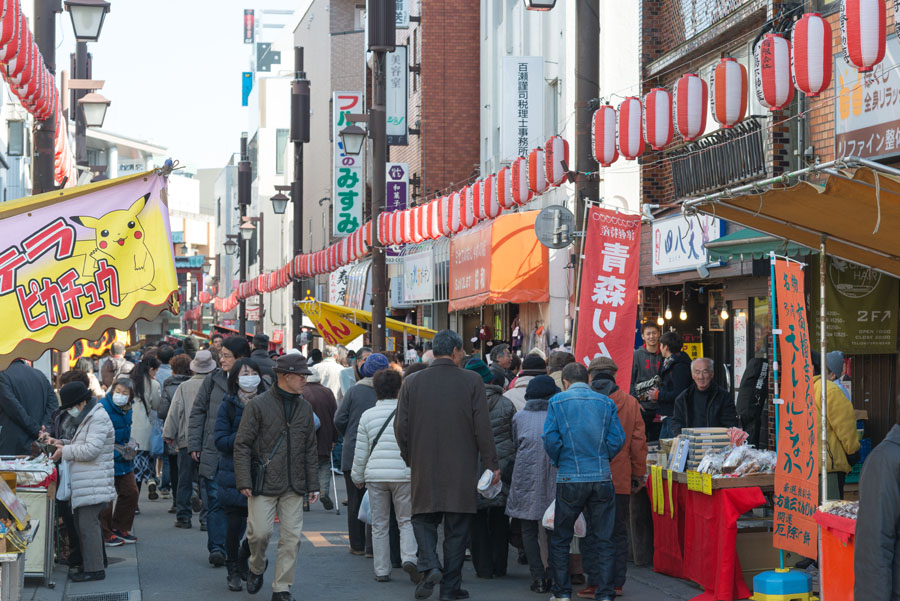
[{"xmin": 71, "ymin": 194, "xmax": 156, "ymax": 295}]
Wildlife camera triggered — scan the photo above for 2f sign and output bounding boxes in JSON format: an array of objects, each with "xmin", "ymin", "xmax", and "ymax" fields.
[{"xmin": 859, "ymin": 310, "xmax": 892, "ymax": 322}]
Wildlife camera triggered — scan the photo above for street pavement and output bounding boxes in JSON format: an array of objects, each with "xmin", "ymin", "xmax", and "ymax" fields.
[{"xmin": 24, "ymin": 477, "xmax": 707, "ymax": 601}]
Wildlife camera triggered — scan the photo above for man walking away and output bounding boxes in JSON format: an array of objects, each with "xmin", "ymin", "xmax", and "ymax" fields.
[
  {"xmin": 303, "ymin": 370, "xmax": 338, "ymax": 511},
  {"xmin": 0, "ymin": 359, "xmax": 57, "ymax": 455},
  {"xmin": 396, "ymin": 330, "xmax": 500, "ymax": 601},
  {"xmin": 250, "ymin": 334, "xmax": 276, "ymax": 382},
  {"xmin": 101, "ymin": 342, "xmax": 133, "ymax": 390},
  {"xmin": 543, "ymin": 363, "xmax": 625, "ymax": 601},
  {"xmin": 234, "ymin": 353, "xmax": 319, "ymax": 601},
  {"xmin": 312, "ymin": 345, "xmax": 345, "ymax": 401}
]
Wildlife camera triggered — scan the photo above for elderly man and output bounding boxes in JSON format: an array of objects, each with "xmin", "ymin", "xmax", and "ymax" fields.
[
  {"xmin": 396, "ymin": 330, "xmax": 500, "ymax": 601},
  {"xmin": 668, "ymin": 358, "xmax": 737, "ymax": 436},
  {"xmin": 101, "ymin": 342, "xmax": 133, "ymax": 390},
  {"xmin": 312, "ymin": 345, "xmax": 345, "ymax": 401},
  {"xmin": 489, "ymin": 343, "xmax": 514, "ymax": 385},
  {"xmin": 235, "ymin": 354, "xmax": 320, "ymax": 601}
]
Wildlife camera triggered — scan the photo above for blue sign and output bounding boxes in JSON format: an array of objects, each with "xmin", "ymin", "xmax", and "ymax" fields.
[{"xmin": 242, "ymin": 72, "xmax": 253, "ymax": 107}]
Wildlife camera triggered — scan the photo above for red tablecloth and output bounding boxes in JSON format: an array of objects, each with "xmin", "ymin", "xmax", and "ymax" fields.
[{"xmin": 647, "ymin": 479, "xmax": 766, "ymax": 601}]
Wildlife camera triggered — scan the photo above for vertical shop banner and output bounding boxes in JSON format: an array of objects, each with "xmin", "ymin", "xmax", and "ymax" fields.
[
  {"xmin": 395, "ymin": 0, "xmax": 410, "ymax": 28},
  {"xmin": 329, "ymin": 264, "xmax": 352, "ymax": 305},
  {"xmin": 403, "ymin": 250, "xmax": 434, "ymax": 303},
  {"xmin": 733, "ymin": 311, "xmax": 748, "ymax": 390},
  {"xmin": 385, "ymin": 162, "xmax": 408, "ymax": 264},
  {"xmin": 243, "ymin": 9, "xmax": 254, "ymax": 44},
  {"xmin": 386, "ymin": 46, "xmax": 408, "ymax": 146},
  {"xmin": 575, "ymin": 208, "xmax": 641, "ymax": 392},
  {"xmin": 501, "ymin": 57, "xmax": 544, "ymax": 163},
  {"xmin": 333, "ymin": 92, "xmax": 365, "ymax": 237},
  {"xmin": 773, "ymin": 258, "xmax": 818, "ymax": 558}
]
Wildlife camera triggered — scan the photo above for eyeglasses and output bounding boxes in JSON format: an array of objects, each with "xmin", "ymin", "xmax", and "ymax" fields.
[{"xmin": 692, "ymin": 369, "xmax": 712, "ymax": 376}]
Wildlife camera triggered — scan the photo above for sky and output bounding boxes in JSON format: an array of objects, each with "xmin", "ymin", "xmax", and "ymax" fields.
[{"xmin": 28, "ymin": 1, "xmax": 310, "ymax": 171}]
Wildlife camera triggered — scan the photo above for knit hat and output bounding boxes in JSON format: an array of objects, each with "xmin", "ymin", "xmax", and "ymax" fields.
[
  {"xmin": 59, "ymin": 381, "xmax": 92, "ymax": 409},
  {"xmin": 360, "ymin": 353, "xmax": 390, "ymax": 378},
  {"xmin": 182, "ymin": 336, "xmax": 199, "ymax": 358},
  {"xmin": 522, "ymin": 354, "xmax": 547, "ymax": 372},
  {"xmin": 465, "ymin": 358, "xmax": 493, "ymax": 383},
  {"xmin": 588, "ymin": 356, "xmax": 618, "ymax": 375},
  {"xmin": 525, "ymin": 375, "xmax": 560, "ymax": 400},
  {"xmin": 826, "ymin": 351, "xmax": 844, "ymax": 377}
]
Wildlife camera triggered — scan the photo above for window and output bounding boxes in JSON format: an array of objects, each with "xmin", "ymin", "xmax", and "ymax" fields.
[
  {"xmin": 8, "ymin": 121, "xmax": 23, "ymax": 156},
  {"xmin": 275, "ymin": 128, "xmax": 289, "ymax": 174},
  {"xmin": 354, "ymin": 5, "xmax": 366, "ymax": 31}
]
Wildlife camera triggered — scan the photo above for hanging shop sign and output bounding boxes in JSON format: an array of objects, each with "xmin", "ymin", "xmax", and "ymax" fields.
[
  {"xmin": 733, "ymin": 311, "xmax": 748, "ymax": 390},
  {"xmin": 651, "ymin": 214, "xmax": 723, "ymax": 274},
  {"xmin": 299, "ymin": 301, "xmax": 367, "ymax": 347},
  {"xmin": 574, "ymin": 207, "xmax": 641, "ymax": 393},
  {"xmin": 395, "ymin": 0, "xmax": 410, "ymax": 28},
  {"xmin": 243, "ymin": 9, "xmax": 255, "ymax": 44},
  {"xmin": 403, "ymin": 249, "xmax": 434, "ymax": 303},
  {"xmin": 329, "ymin": 263, "xmax": 352, "ymax": 305},
  {"xmin": 333, "ymin": 92, "xmax": 365, "ymax": 237},
  {"xmin": 385, "ymin": 162, "xmax": 409, "ymax": 264},
  {"xmin": 386, "ymin": 46, "xmax": 408, "ymax": 146},
  {"xmin": 811, "ymin": 255, "xmax": 899, "ymax": 354},
  {"xmin": 450, "ymin": 223, "xmax": 491, "ymax": 304},
  {"xmin": 835, "ymin": 35, "xmax": 900, "ymax": 160},
  {"xmin": 501, "ymin": 56, "xmax": 544, "ymax": 162},
  {"xmin": 0, "ymin": 172, "xmax": 178, "ymax": 369},
  {"xmin": 772, "ymin": 258, "xmax": 818, "ymax": 559}
]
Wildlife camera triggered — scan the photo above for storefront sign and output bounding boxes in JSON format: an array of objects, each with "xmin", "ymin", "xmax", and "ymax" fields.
[
  {"xmin": 450, "ymin": 224, "xmax": 491, "ymax": 302},
  {"xmin": 386, "ymin": 46, "xmax": 408, "ymax": 145},
  {"xmin": 395, "ymin": 0, "xmax": 410, "ymax": 28},
  {"xmin": 403, "ymin": 250, "xmax": 434, "ymax": 303},
  {"xmin": 299, "ymin": 301, "xmax": 366, "ymax": 347},
  {"xmin": 733, "ymin": 311, "xmax": 748, "ymax": 390},
  {"xmin": 329, "ymin": 264, "xmax": 351, "ymax": 305},
  {"xmin": 682, "ymin": 342, "xmax": 704, "ymax": 361},
  {"xmin": 812, "ymin": 256, "xmax": 899, "ymax": 354},
  {"xmin": 333, "ymin": 92, "xmax": 365, "ymax": 237},
  {"xmin": 773, "ymin": 258, "xmax": 818, "ymax": 559},
  {"xmin": 651, "ymin": 214, "xmax": 723, "ymax": 274},
  {"xmin": 385, "ymin": 162, "xmax": 408, "ymax": 264},
  {"xmin": 501, "ymin": 57, "xmax": 544, "ymax": 162},
  {"xmin": 243, "ymin": 9, "xmax": 254, "ymax": 44},
  {"xmin": 575, "ymin": 207, "xmax": 641, "ymax": 392},
  {"xmin": 835, "ymin": 36, "xmax": 900, "ymax": 160}
]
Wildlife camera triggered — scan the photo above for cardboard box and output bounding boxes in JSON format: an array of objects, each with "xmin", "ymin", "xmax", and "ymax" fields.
[{"xmin": 735, "ymin": 529, "xmax": 802, "ymax": 590}]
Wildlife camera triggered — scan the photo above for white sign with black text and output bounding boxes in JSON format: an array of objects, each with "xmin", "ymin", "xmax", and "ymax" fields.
[
  {"xmin": 386, "ymin": 46, "xmax": 409, "ymax": 146},
  {"xmin": 501, "ymin": 56, "xmax": 544, "ymax": 163}
]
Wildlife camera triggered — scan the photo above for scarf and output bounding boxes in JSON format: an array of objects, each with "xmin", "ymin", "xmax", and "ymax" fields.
[
  {"xmin": 357, "ymin": 377, "xmax": 374, "ymax": 388},
  {"xmin": 238, "ymin": 389, "xmax": 257, "ymax": 405},
  {"xmin": 523, "ymin": 398, "xmax": 549, "ymax": 412},
  {"xmin": 71, "ymin": 398, "xmax": 97, "ymax": 429}
]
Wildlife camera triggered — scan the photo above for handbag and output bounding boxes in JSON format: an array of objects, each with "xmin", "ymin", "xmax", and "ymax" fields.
[
  {"xmin": 251, "ymin": 429, "xmax": 287, "ymax": 496},
  {"xmin": 114, "ymin": 440, "xmax": 139, "ymax": 462},
  {"xmin": 149, "ymin": 410, "xmax": 165, "ymax": 457}
]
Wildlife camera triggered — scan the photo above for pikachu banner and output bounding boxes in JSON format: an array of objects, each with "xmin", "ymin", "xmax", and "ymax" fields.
[{"xmin": 0, "ymin": 171, "xmax": 178, "ymax": 369}]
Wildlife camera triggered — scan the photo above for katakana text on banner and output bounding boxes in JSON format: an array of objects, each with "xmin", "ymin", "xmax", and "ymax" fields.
[
  {"xmin": 575, "ymin": 207, "xmax": 641, "ymax": 392},
  {"xmin": 773, "ymin": 258, "xmax": 818, "ymax": 558}
]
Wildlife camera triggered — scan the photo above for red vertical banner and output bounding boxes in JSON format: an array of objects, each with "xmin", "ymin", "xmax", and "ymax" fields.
[
  {"xmin": 773, "ymin": 259, "xmax": 818, "ymax": 558},
  {"xmin": 575, "ymin": 207, "xmax": 641, "ymax": 392}
]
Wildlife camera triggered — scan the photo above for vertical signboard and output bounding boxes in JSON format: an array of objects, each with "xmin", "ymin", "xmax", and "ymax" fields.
[
  {"xmin": 386, "ymin": 46, "xmax": 409, "ymax": 146},
  {"xmin": 395, "ymin": 0, "xmax": 410, "ymax": 28},
  {"xmin": 574, "ymin": 207, "xmax": 641, "ymax": 393},
  {"xmin": 329, "ymin": 264, "xmax": 351, "ymax": 305},
  {"xmin": 385, "ymin": 162, "xmax": 408, "ymax": 264},
  {"xmin": 243, "ymin": 9, "xmax": 254, "ymax": 44},
  {"xmin": 733, "ymin": 311, "xmax": 748, "ymax": 390},
  {"xmin": 772, "ymin": 258, "xmax": 818, "ymax": 558},
  {"xmin": 403, "ymin": 250, "xmax": 434, "ymax": 303},
  {"xmin": 333, "ymin": 92, "xmax": 365, "ymax": 238},
  {"xmin": 502, "ymin": 57, "xmax": 544, "ymax": 162}
]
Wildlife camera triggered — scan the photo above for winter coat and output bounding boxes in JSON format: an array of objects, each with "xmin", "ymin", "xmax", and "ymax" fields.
[
  {"xmin": 395, "ymin": 358, "xmax": 499, "ymax": 515},
  {"xmin": 61, "ymin": 401, "xmax": 116, "ymax": 509},
  {"xmin": 0, "ymin": 360, "xmax": 57, "ymax": 456},
  {"xmin": 130, "ymin": 376, "xmax": 161, "ymax": 452},
  {"xmin": 855, "ymin": 424, "xmax": 900, "ymax": 601},
  {"xmin": 162, "ymin": 374, "xmax": 206, "ymax": 450},
  {"xmin": 814, "ymin": 375, "xmax": 860, "ymax": 474},
  {"xmin": 304, "ymin": 382, "xmax": 338, "ymax": 458},
  {"xmin": 350, "ymin": 399, "xmax": 409, "ymax": 484},
  {"xmin": 100, "ymin": 393, "xmax": 133, "ymax": 476},
  {"xmin": 233, "ymin": 385, "xmax": 319, "ymax": 496},
  {"xmin": 669, "ymin": 381, "xmax": 738, "ymax": 437},
  {"xmin": 655, "ymin": 352, "xmax": 693, "ymax": 415},
  {"xmin": 592, "ymin": 375, "xmax": 648, "ymax": 495},
  {"xmin": 631, "ymin": 345, "xmax": 662, "ymax": 396},
  {"xmin": 506, "ymin": 398, "xmax": 557, "ymax": 520},
  {"xmin": 504, "ymin": 375, "xmax": 537, "ymax": 412},
  {"xmin": 478, "ymin": 384, "xmax": 516, "ymax": 509},
  {"xmin": 312, "ymin": 358, "xmax": 345, "ymax": 402},
  {"xmin": 159, "ymin": 374, "xmax": 190, "ymax": 422},
  {"xmin": 188, "ymin": 368, "xmax": 229, "ymax": 479},
  {"xmin": 214, "ymin": 393, "xmax": 248, "ymax": 508},
  {"xmin": 101, "ymin": 356, "xmax": 133, "ymax": 389},
  {"xmin": 335, "ymin": 378, "xmax": 377, "ymax": 471}
]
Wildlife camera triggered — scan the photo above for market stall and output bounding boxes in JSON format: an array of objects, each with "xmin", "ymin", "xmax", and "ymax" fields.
[{"xmin": 0, "ymin": 466, "xmax": 45, "ymax": 601}]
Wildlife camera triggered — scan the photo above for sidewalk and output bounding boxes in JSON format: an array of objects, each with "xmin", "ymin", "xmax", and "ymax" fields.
[{"xmin": 22, "ymin": 539, "xmax": 141, "ymax": 601}]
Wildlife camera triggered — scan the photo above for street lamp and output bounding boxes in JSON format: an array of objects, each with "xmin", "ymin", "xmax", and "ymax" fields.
[
  {"xmin": 224, "ymin": 237, "xmax": 238, "ymax": 256},
  {"xmin": 270, "ymin": 191, "xmax": 289, "ymax": 215},
  {"xmin": 64, "ymin": 0, "xmax": 110, "ymax": 42},
  {"xmin": 202, "ymin": 261, "xmax": 211, "ymax": 275},
  {"xmin": 339, "ymin": 124, "xmax": 367, "ymax": 156},
  {"xmin": 239, "ymin": 221, "xmax": 256, "ymax": 242},
  {"xmin": 79, "ymin": 92, "xmax": 110, "ymax": 128}
]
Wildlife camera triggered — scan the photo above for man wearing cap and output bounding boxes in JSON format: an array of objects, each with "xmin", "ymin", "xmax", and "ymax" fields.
[
  {"xmin": 826, "ymin": 350, "xmax": 851, "ymax": 400},
  {"xmin": 251, "ymin": 334, "xmax": 276, "ymax": 382},
  {"xmin": 234, "ymin": 353, "xmax": 320, "ymax": 601}
]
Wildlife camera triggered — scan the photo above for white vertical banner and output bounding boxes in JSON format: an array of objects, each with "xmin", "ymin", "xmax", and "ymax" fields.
[
  {"xmin": 333, "ymin": 92, "xmax": 365, "ymax": 238},
  {"xmin": 733, "ymin": 310, "xmax": 748, "ymax": 392},
  {"xmin": 395, "ymin": 0, "xmax": 410, "ymax": 28},
  {"xmin": 386, "ymin": 46, "xmax": 409, "ymax": 146},
  {"xmin": 502, "ymin": 56, "xmax": 544, "ymax": 163},
  {"xmin": 329, "ymin": 264, "xmax": 352, "ymax": 305}
]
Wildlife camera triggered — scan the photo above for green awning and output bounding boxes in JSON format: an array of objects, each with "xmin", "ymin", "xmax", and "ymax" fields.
[{"xmin": 705, "ymin": 228, "xmax": 814, "ymax": 262}]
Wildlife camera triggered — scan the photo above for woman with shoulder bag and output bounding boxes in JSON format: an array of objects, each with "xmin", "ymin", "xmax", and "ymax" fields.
[
  {"xmin": 129, "ymin": 357, "xmax": 163, "ymax": 503},
  {"xmin": 99, "ymin": 377, "xmax": 140, "ymax": 546}
]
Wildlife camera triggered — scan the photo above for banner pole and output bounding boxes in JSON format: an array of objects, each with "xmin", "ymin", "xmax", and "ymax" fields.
[
  {"xmin": 570, "ymin": 198, "xmax": 592, "ymax": 354},
  {"xmin": 769, "ymin": 251, "xmax": 785, "ymax": 570},
  {"xmin": 820, "ymin": 237, "xmax": 828, "ymax": 505}
]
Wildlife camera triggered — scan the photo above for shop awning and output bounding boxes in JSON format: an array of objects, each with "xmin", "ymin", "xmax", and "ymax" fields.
[
  {"xmin": 705, "ymin": 228, "xmax": 813, "ymax": 262},
  {"xmin": 684, "ymin": 164, "xmax": 900, "ymax": 278},
  {"xmin": 449, "ymin": 211, "xmax": 549, "ymax": 312},
  {"xmin": 297, "ymin": 300, "xmax": 436, "ymax": 344}
]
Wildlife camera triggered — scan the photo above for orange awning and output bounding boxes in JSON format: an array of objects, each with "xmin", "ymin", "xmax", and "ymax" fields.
[{"xmin": 449, "ymin": 211, "xmax": 549, "ymax": 312}]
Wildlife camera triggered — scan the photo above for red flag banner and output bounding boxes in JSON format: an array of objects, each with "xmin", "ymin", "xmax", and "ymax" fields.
[
  {"xmin": 773, "ymin": 258, "xmax": 818, "ymax": 558},
  {"xmin": 575, "ymin": 207, "xmax": 641, "ymax": 392}
]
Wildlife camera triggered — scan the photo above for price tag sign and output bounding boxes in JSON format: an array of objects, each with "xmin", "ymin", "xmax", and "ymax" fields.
[
  {"xmin": 686, "ymin": 471, "xmax": 702, "ymax": 492},
  {"xmin": 702, "ymin": 473, "xmax": 713, "ymax": 495}
]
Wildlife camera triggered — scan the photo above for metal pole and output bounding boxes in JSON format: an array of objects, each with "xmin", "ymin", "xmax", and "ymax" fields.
[
  {"xmin": 33, "ymin": 0, "xmax": 59, "ymax": 193},
  {"xmin": 74, "ymin": 42, "xmax": 88, "ymax": 170},
  {"xmin": 569, "ymin": 198, "xmax": 593, "ymax": 354},
  {"xmin": 258, "ymin": 212, "xmax": 265, "ymax": 334},
  {"xmin": 370, "ymin": 52, "xmax": 388, "ymax": 352},
  {"xmin": 291, "ymin": 47, "xmax": 310, "ymax": 350},
  {"xmin": 574, "ymin": 0, "xmax": 599, "ymax": 230},
  {"xmin": 820, "ymin": 237, "xmax": 828, "ymax": 505},
  {"xmin": 768, "ymin": 250, "xmax": 784, "ymax": 570},
  {"xmin": 238, "ymin": 133, "xmax": 250, "ymax": 337}
]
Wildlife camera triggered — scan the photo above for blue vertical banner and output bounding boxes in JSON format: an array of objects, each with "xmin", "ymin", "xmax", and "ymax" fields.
[{"xmin": 242, "ymin": 72, "xmax": 253, "ymax": 107}]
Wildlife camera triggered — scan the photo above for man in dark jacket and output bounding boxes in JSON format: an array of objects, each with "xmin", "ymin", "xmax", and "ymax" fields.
[
  {"xmin": 631, "ymin": 322, "xmax": 662, "ymax": 394},
  {"xmin": 646, "ymin": 330, "xmax": 692, "ymax": 439},
  {"xmin": 250, "ymin": 334, "xmax": 276, "ymax": 382},
  {"xmin": 234, "ymin": 353, "xmax": 319, "ymax": 601},
  {"xmin": 0, "ymin": 359, "xmax": 57, "ymax": 456},
  {"xmin": 668, "ymin": 358, "xmax": 737, "ymax": 436},
  {"xmin": 303, "ymin": 370, "xmax": 338, "ymax": 511},
  {"xmin": 855, "ymin": 423, "xmax": 900, "ymax": 601},
  {"xmin": 396, "ymin": 330, "xmax": 500, "ymax": 601}
]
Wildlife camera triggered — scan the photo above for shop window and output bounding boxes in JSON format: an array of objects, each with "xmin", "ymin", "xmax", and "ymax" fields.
[
  {"xmin": 7, "ymin": 121, "xmax": 23, "ymax": 156},
  {"xmin": 751, "ymin": 296, "xmax": 769, "ymax": 358}
]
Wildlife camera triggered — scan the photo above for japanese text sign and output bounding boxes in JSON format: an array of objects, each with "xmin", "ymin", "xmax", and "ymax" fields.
[
  {"xmin": 329, "ymin": 264, "xmax": 352, "ymax": 305},
  {"xmin": 333, "ymin": 92, "xmax": 365, "ymax": 238},
  {"xmin": 403, "ymin": 250, "xmax": 434, "ymax": 303},
  {"xmin": 773, "ymin": 258, "xmax": 818, "ymax": 558},
  {"xmin": 386, "ymin": 46, "xmax": 408, "ymax": 146},
  {"xmin": 502, "ymin": 57, "xmax": 544, "ymax": 162},
  {"xmin": 385, "ymin": 162, "xmax": 408, "ymax": 264},
  {"xmin": 0, "ymin": 173, "xmax": 178, "ymax": 369},
  {"xmin": 450, "ymin": 223, "xmax": 491, "ymax": 301},
  {"xmin": 575, "ymin": 207, "xmax": 641, "ymax": 392},
  {"xmin": 651, "ymin": 214, "xmax": 722, "ymax": 274},
  {"xmin": 299, "ymin": 301, "xmax": 366, "ymax": 347}
]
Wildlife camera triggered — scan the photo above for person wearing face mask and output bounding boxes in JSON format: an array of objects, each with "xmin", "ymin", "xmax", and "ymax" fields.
[
  {"xmin": 99, "ymin": 377, "xmax": 140, "ymax": 546},
  {"xmin": 215, "ymin": 358, "xmax": 267, "ymax": 592}
]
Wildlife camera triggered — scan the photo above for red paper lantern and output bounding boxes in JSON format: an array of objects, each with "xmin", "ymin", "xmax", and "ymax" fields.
[
  {"xmin": 450, "ymin": 191, "xmax": 464, "ymax": 233},
  {"xmin": 528, "ymin": 148, "xmax": 547, "ymax": 195},
  {"xmin": 792, "ymin": 13, "xmax": 832, "ymax": 97},
  {"xmin": 511, "ymin": 157, "xmax": 533, "ymax": 206},
  {"xmin": 842, "ymin": 0, "xmax": 885, "ymax": 73},
  {"xmin": 429, "ymin": 199, "xmax": 441, "ymax": 239},
  {"xmin": 0, "ymin": 0, "xmax": 19, "ymax": 49},
  {"xmin": 674, "ymin": 73, "xmax": 708, "ymax": 141},
  {"xmin": 643, "ymin": 88, "xmax": 673, "ymax": 150},
  {"xmin": 710, "ymin": 58, "xmax": 748, "ymax": 129},
  {"xmin": 495, "ymin": 167, "xmax": 514, "ymax": 209},
  {"xmin": 440, "ymin": 195, "xmax": 453, "ymax": 237},
  {"xmin": 591, "ymin": 105, "xmax": 618, "ymax": 167},
  {"xmin": 482, "ymin": 174, "xmax": 501, "ymax": 219},
  {"xmin": 545, "ymin": 136, "xmax": 569, "ymax": 186},
  {"xmin": 755, "ymin": 34, "xmax": 794, "ymax": 111},
  {"xmin": 0, "ymin": 7, "xmax": 20, "ymax": 63},
  {"xmin": 461, "ymin": 185, "xmax": 476, "ymax": 228},
  {"xmin": 617, "ymin": 97, "xmax": 645, "ymax": 160},
  {"xmin": 7, "ymin": 20, "xmax": 30, "ymax": 80},
  {"xmin": 471, "ymin": 180, "xmax": 485, "ymax": 222}
]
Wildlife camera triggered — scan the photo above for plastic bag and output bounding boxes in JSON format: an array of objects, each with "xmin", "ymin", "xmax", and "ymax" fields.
[
  {"xmin": 541, "ymin": 501, "xmax": 555, "ymax": 530},
  {"xmin": 574, "ymin": 513, "xmax": 587, "ymax": 538},
  {"xmin": 357, "ymin": 490, "xmax": 370, "ymax": 524},
  {"xmin": 56, "ymin": 459, "xmax": 71, "ymax": 502}
]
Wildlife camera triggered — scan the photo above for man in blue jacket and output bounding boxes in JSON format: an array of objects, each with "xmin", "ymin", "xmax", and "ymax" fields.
[{"xmin": 543, "ymin": 363, "xmax": 625, "ymax": 601}]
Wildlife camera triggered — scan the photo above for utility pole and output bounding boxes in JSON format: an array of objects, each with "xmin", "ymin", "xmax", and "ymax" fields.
[
  {"xmin": 257, "ymin": 211, "xmax": 265, "ymax": 334},
  {"xmin": 238, "ymin": 133, "xmax": 251, "ymax": 337},
  {"xmin": 368, "ymin": 0, "xmax": 395, "ymax": 352},
  {"xmin": 33, "ymin": 0, "xmax": 60, "ymax": 194},
  {"xmin": 574, "ymin": 0, "xmax": 600, "ymax": 229},
  {"xmin": 290, "ymin": 47, "xmax": 310, "ymax": 349}
]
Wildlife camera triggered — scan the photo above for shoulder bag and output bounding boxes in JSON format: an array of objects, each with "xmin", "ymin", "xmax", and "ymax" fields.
[
  {"xmin": 364, "ymin": 409, "xmax": 397, "ymax": 464},
  {"xmin": 250, "ymin": 429, "xmax": 287, "ymax": 496}
]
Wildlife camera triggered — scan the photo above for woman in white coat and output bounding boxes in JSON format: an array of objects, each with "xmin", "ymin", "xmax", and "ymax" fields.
[
  {"xmin": 129, "ymin": 357, "xmax": 162, "ymax": 502},
  {"xmin": 45, "ymin": 382, "xmax": 116, "ymax": 582}
]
